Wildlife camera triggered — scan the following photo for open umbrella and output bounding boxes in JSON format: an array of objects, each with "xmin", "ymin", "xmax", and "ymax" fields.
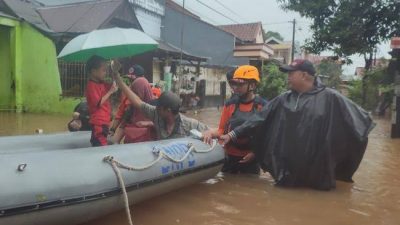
[{"xmin": 58, "ymin": 27, "xmax": 158, "ymax": 62}]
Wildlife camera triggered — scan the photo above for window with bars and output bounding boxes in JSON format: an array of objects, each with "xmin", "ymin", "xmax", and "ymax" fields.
[{"xmin": 58, "ymin": 61, "xmax": 87, "ymax": 97}]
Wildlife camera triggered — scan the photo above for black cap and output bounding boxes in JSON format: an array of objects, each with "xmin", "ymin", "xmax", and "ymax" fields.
[
  {"xmin": 279, "ymin": 59, "xmax": 316, "ymax": 76},
  {"xmin": 153, "ymin": 91, "xmax": 181, "ymax": 111},
  {"xmin": 128, "ymin": 64, "xmax": 145, "ymax": 77},
  {"xmin": 226, "ymin": 67, "xmax": 237, "ymax": 81}
]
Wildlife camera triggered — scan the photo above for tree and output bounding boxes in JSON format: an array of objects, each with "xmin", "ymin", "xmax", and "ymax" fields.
[
  {"xmin": 348, "ymin": 61, "xmax": 393, "ymax": 112},
  {"xmin": 277, "ymin": 0, "xmax": 400, "ymax": 106},
  {"xmin": 264, "ymin": 30, "xmax": 284, "ymax": 42},
  {"xmin": 278, "ymin": 0, "xmax": 399, "ymax": 68},
  {"xmin": 258, "ymin": 63, "xmax": 287, "ymax": 100},
  {"xmin": 316, "ymin": 59, "xmax": 342, "ymax": 89}
]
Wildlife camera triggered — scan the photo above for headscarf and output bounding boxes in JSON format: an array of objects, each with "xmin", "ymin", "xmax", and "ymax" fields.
[{"xmin": 129, "ymin": 77, "xmax": 154, "ymax": 103}]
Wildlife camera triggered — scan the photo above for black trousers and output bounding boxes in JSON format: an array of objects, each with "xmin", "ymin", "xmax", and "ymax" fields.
[{"xmin": 221, "ymin": 154, "xmax": 260, "ymax": 175}]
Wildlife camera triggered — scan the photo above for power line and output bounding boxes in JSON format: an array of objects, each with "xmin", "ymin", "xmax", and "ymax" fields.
[
  {"xmin": 172, "ymin": 0, "xmax": 224, "ymax": 25},
  {"xmin": 195, "ymin": 0, "xmax": 240, "ymax": 24},
  {"xmin": 263, "ymin": 20, "xmax": 310, "ymax": 26},
  {"xmin": 263, "ymin": 21, "xmax": 292, "ymax": 25},
  {"xmin": 185, "ymin": 5, "xmax": 220, "ymax": 24},
  {"xmin": 214, "ymin": 0, "xmax": 246, "ymax": 22}
]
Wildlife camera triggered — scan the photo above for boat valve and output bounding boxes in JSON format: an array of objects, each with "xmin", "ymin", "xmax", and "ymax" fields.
[{"xmin": 17, "ymin": 163, "xmax": 27, "ymax": 172}]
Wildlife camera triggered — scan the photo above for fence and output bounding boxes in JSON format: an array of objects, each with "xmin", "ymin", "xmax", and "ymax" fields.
[{"xmin": 58, "ymin": 61, "xmax": 87, "ymax": 97}]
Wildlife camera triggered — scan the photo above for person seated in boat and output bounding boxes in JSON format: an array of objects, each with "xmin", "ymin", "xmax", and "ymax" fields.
[
  {"xmin": 111, "ymin": 60, "xmax": 209, "ymax": 139},
  {"xmin": 67, "ymin": 100, "xmax": 91, "ymax": 132},
  {"xmin": 85, "ymin": 55, "xmax": 118, "ymax": 147},
  {"xmin": 110, "ymin": 65, "xmax": 156, "ymax": 144}
]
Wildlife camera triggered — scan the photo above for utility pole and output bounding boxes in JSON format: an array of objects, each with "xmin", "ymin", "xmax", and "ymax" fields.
[
  {"xmin": 179, "ymin": 0, "xmax": 185, "ymax": 69},
  {"xmin": 390, "ymin": 37, "xmax": 400, "ymax": 138},
  {"xmin": 290, "ymin": 19, "xmax": 296, "ymax": 63}
]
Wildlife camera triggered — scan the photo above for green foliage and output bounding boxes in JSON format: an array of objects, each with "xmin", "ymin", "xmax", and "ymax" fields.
[
  {"xmin": 348, "ymin": 65, "xmax": 394, "ymax": 110},
  {"xmin": 258, "ymin": 63, "xmax": 287, "ymax": 100},
  {"xmin": 277, "ymin": 0, "xmax": 400, "ymax": 66},
  {"xmin": 347, "ymin": 79, "xmax": 364, "ymax": 106},
  {"xmin": 264, "ymin": 30, "xmax": 284, "ymax": 42},
  {"xmin": 316, "ymin": 59, "xmax": 342, "ymax": 89}
]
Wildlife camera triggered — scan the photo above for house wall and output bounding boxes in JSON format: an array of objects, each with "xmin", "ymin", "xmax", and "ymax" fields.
[
  {"xmin": 0, "ymin": 17, "xmax": 78, "ymax": 114},
  {"xmin": 19, "ymin": 23, "xmax": 78, "ymax": 113},
  {"xmin": 178, "ymin": 64, "xmax": 228, "ymax": 108},
  {"xmin": 162, "ymin": 6, "xmax": 247, "ymax": 107},
  {"xmin": 0, "ymin": 25, "xmax": 14, "ymax": 110},
  {"xmin": 131, "ymin": 0, "xmax": 165, "ymax": 39},
  {"xmin": 255, "ymin": 28, "xmax": 264, "ymax": 44},
  {"xmin": 163, "ymin": 7, "xmax": 248, "ymax": 67},
  {"xmin": 133, "ymin": 7, "xmax": 162, "ymax": 39}
]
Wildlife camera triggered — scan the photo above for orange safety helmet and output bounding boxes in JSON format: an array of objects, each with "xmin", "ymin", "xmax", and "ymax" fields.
[{"xmin": 232, "ymin": 65, "xmax": 260, "ymax": 83}]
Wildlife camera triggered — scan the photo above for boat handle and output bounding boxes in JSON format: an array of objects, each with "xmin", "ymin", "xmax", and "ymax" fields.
[{"xmin": 17, "ymin": 163, "xmax": 27, "ymax": 172}]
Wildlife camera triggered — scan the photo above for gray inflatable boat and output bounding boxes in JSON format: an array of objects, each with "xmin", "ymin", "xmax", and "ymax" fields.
[{"xmin": 0, "ymin": 132, "xmax": 224, "ymax": 225}]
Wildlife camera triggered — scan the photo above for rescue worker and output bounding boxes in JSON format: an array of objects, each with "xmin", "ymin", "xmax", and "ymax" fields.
[
  {"xmin": 220, "ymin": 59, "xmax": 374, "ymax": 190},
  {"xmin": 203, "ymin": 65, "xmax": 266, "ymax": 174}
]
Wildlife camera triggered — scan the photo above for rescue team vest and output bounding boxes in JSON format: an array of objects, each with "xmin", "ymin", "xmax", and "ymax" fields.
[{"xmin": 224, "ymin": 95, "xmax": 266, "ymax": 150}]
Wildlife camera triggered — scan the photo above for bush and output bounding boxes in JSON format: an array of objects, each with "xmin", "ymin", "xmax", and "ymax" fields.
[
  {"xmin": 258, "ymin": 63, "xmax": 287, "ymax": 100},
  {"xmin": 348, "ymin": 65, "xmax": 393, "ymax": 111}
]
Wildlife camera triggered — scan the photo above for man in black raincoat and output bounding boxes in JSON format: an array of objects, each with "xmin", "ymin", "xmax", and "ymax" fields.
[{"xmin": 220, "ymin": 59, "xmax": 375, "ymax": 190}]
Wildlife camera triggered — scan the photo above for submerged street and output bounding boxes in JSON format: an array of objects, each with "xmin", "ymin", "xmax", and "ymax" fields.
[{"xmin": 1, "ymin": 109, "xmax": 399, "ymax": 225}]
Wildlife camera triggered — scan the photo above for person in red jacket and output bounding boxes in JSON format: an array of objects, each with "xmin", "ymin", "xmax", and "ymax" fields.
[{"xmin": 85, "ymin": 55, "xmax": 118, "ymax": 146}]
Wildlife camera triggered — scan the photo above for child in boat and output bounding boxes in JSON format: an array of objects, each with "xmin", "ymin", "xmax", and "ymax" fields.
[{"xmin": 85, "ymin": 55, "xmax": 118, "ymax": 146}]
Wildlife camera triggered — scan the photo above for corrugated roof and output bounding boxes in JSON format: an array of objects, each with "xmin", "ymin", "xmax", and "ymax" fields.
[
  {"xmin": 37, "ymin": 0, "xmax": 123, "ymax": 33},
  {"xmin": 1, "ymin": 0, "xmax": 53, "ymax": 33},
  {"xmin": 35, "ymin": 0, "xmax": 92, "ymax": 6},
  {"xmin": 157, "ymin": 40, "xmax": 207, "ymax": 61},
  {"xmin": 218, "ymin": 22, "xmax": 262, "ymax": 43},
  {"xmin": 0, "ymin": 10, "xmax": 17, "ymax": 19}
]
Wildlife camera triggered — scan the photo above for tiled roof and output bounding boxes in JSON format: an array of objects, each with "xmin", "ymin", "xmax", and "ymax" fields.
[{"xmin": 218, "ymin": 22, "xmax": 262, "ymax": 42}]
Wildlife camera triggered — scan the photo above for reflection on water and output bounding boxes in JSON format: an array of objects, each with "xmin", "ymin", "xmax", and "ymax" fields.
[
  {"xmin": 1, "ymin": 109, "xmax": 399, "ymax": 225},
  {"xmin": 0, "ymin": 112, "xmax": 70, "ymax": 136}
]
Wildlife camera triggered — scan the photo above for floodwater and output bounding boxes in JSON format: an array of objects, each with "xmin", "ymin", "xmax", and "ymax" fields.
[{"xmin": 1, "ymin": 109, "xmax": 399, "ymax": 225}]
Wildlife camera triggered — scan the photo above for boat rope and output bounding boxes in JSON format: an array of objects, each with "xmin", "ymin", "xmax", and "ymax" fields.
[
  {"xmin": 109, "ymin": 160, "xmax": 134, "ymax": 225},
  {"xmin": 103, "ymin": 140, "xmax": 217, "ymax": 225}
]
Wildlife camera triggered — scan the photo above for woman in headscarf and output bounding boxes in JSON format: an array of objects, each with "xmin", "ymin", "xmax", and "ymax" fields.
[
  {"xmin": 123, "ymin": 70, "xmax": 156, "ymax": 143},
  {"xmin": 110, "ymin": 65, "xmax": 156, "ymax": 143}
]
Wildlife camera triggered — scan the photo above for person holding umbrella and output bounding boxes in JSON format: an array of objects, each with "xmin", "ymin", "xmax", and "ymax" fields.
[
  {"xmin": 85, "ymin": 55, "xmax": 118, "ymax": 147},
  {"xmin": 57, "ymin": 28, "xmax": 159, "ymax": 145},
  {"xmin": 110, "ymin": 60, "xmax": 209, "ymax": 139}
]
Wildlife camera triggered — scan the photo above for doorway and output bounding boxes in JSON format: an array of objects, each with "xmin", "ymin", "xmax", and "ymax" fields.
[{"xmin": 0, "ymin": 26, "xmax": 15, "ymax": 111}]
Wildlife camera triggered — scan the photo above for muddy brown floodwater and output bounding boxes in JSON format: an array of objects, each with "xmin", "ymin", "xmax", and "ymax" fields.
[{"xmin": 1, "ymin": 109, "xmax": 399, "ymax": 225}]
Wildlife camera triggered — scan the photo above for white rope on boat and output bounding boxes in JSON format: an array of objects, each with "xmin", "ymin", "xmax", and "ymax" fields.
[
  {"xmin": 103, "ymin": 140, "xmax": 217, "ymax": 225},
  {"xmin": 109, "ymin": 160, "xmax": 134, "ymax": 225}
]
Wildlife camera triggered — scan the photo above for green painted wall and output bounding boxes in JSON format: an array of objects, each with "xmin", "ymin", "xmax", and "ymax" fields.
[
  {"xmin": 19, "ymin": 23, "xmax": 78, "ymax": 113},
  {"xmin": 0, "ymin": 17, "xmax": 79, "ymax": 114},
  {"xmin": 0, "ymin": 26, "xmax": 14, "ymax": 110}
]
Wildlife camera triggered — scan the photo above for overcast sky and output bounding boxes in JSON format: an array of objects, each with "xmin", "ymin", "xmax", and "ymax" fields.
[{"xmin": 172, "ymin": 0, "xmax": 391, "ymax": 75}]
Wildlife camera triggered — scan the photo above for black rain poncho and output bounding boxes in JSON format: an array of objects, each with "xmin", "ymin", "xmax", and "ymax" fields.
[{"xmin": 232, "ymin": 83, "xmax": 375, "ymax": 190}]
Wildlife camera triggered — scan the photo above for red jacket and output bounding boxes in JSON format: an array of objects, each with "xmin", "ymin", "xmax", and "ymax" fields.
[{"xmin": 85, "ymin": 80, "xmax": 112, "ymax": 125}]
